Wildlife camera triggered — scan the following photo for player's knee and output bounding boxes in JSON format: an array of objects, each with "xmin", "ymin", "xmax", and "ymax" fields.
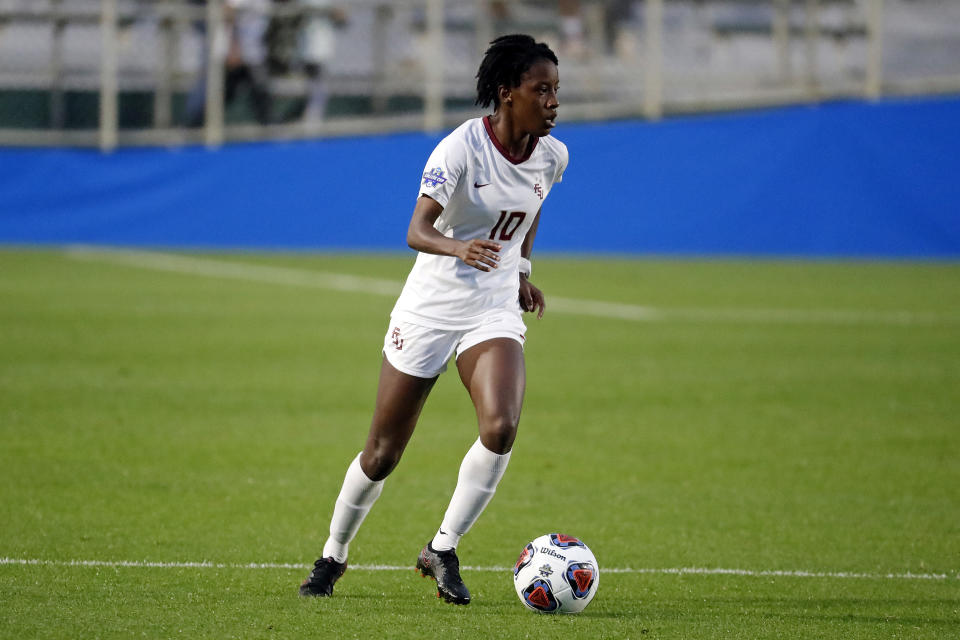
[
  {"xmin": 360, "ymin": 444, "xmax": 402, "ymax": 481},
  {"xmin": 479, "ymin": 415, "xmax": 519, "ymax": 455}
]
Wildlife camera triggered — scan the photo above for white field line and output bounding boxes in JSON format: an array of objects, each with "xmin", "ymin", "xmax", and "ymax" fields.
[
  {"xmin": 1, "ymin": 557, "xmax": 957, "ymax": 581},
  {"xmin": 64, "ymin": 246, "xmax": 953, "ymax": 326},
  {"xmin": 64, "ymin": 245, "xmax": 401, "ymax": 297}
]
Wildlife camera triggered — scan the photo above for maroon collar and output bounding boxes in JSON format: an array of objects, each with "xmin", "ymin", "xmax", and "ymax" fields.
[{"xmin": 483, "ymin": 116, "xmax": 538, "ymax": 165}]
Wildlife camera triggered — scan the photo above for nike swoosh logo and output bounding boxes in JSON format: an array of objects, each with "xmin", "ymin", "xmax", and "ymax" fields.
[{"xmin": 474, "ymin": 182, "xmax": 490, "ymax": 188}]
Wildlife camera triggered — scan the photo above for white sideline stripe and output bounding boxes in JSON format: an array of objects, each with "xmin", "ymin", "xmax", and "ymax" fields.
[
  {"xmin": 64, "ymin": 246, "xmax": 953, "ymax": 326},
  {"xmin": 1, "ymin": 558, "xmax": 956, "ymax": 581},
  {"xmin": 547, "ymin": 297, "xmax": 945, "ymax": 326},
  {"xmin": 65, "ymin": 245, "xmax": 402, "ymax": 296}
]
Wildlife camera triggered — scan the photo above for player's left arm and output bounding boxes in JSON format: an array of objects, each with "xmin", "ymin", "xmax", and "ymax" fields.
[{"xmin": 519, "ymin": 206, "xmax": 545, "ymax": 319}]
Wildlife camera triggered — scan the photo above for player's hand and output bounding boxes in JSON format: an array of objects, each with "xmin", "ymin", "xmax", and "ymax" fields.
[
  {"xmin": 519, "ymin": 277, "xmax": 545, "ymax": 319},
  {"xmin": 457, "ymin": 239, "xmax": 501, "ymax": 271}
]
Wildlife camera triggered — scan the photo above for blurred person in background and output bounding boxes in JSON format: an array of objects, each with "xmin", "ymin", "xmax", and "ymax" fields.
[
  {"xmin": 185, "ymin": 0, "xmax": 273, "ymax": 127},
  {"xmin": 557, "ymin": 0, "xmax": 585, "ymax": 57},
  {"xmin": 298, "ymin": 34, "xmax": 566, "ymax": 606},
  {"xmin": 264, "ymin": 0, "xmax": 346, "ymax": 123},
  {"xmin": 489, "ymin": 1, "xmax": 585, "ymax": 58},
  {"xmin": 297, "ymin": 0, "xmax": 346, "ymax": 122}
]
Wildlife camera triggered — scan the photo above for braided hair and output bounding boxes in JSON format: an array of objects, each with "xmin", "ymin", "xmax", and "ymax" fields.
[{"xmin": 475, "ymin": 34, "xmax": 559, "ymax": 109}]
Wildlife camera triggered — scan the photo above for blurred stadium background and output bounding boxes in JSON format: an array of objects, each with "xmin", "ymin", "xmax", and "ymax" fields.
[
  {"xmin": 0, "ymin": 0, "xmax": 959, "ymax": 147},
  {"xmin": 0, "ymin": 0, "xmax": 958, "ymax": 256}
]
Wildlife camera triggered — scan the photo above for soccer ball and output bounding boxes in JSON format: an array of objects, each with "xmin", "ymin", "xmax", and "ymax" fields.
[{"xmin": 513, "ymin": 533, "xmax": 599, "ymax": 614}]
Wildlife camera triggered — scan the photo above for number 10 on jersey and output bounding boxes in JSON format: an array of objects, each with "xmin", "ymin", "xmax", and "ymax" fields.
[{"xmin": 489, "ymin": 211, "xmax": 527, "ymax": 241}]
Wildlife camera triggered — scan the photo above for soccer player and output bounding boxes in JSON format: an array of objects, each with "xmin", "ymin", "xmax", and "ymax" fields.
[{"xmin": 299, "ymin": 34, "xmax": 567, "ymax": 605}]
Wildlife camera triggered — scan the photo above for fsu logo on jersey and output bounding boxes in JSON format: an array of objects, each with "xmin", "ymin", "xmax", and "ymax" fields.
[
  {"xmin": 422, "ymin": 167, "xmax": 447, "ymax": 187},
  {"xmin": 534, "ymin": 183, "xmax": 543, "ymax": 199}
]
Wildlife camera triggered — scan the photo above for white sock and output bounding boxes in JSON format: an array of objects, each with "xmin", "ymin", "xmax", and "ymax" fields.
[
  {"xmin": 321, "ymin": 453, "xmax": 384, "ymax": 563},
  {"xmin": 432, "ymin": 438, "xmax": 512, "ymax": 551}
]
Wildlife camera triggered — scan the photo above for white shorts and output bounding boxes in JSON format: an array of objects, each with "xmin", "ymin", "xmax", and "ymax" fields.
[{"xmin": 383, "ymin": 309, "xmax": 526, "ymax": 379}]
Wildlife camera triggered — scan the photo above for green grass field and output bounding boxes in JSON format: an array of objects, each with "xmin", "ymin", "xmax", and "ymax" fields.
[{"xmin": 2, "ymin": 247, "xmax": 958, "ymax": 639}]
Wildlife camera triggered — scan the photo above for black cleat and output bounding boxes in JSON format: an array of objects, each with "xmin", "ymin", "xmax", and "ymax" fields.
[
  {"xmin": 299, "ymin": 557, "xmax": 346, "ymax": 597},
  {"xmin": 416, "ymin": 543, "xmax": 471, "ymax": 605}
]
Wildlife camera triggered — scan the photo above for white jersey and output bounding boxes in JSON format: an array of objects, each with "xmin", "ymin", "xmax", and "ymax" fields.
[{"xmin": 391, "ymin": 116, "xmax": 568, "ymax": 329}]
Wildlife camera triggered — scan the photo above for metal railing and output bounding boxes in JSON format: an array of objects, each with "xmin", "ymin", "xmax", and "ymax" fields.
[{"xmin": 0, "ymin": 0, "xmax": 958, "ymax": 150}]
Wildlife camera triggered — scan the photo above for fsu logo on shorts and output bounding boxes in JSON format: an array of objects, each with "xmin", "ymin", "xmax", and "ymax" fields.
[
  {"xmin": 391, "ymin": 327, "xmax": 403, "ymax": 350},
  {"xmin": 534, "ymin": 183, "xmax": 543, "ymax": 199}
]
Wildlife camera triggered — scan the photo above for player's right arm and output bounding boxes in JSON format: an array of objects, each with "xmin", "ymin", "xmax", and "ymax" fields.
[{"xmin": 406, "ymin": 195, "xmax": 502, "ymax": 272}]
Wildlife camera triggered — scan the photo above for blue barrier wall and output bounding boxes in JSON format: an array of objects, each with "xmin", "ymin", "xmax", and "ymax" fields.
[{"xmin": 2, "ymin": 96, "xmax": 958, "ymax": 257}]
